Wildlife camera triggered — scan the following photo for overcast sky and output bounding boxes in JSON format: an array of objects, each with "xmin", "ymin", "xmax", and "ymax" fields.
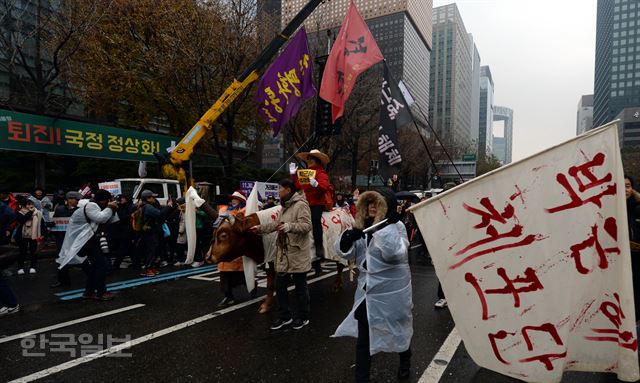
[{"xmin": 432, "ymin": 0, "xmax": 597, "ymax": 161}]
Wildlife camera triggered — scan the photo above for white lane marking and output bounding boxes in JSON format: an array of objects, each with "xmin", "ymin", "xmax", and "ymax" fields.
[
  {"xmin": 187, "ymin": 271, "xmax": 220, "ymax": 281},
  {"xmin": 418, "ymin": 327, "xmax": 461, "ymax": 383},
  {"xmin": 9, "ymin": 271, "xmax": 343, "ymax": 383},
  {"xmin": 0, "ymin": 304, "xmax": 146, "ymax": 345}
]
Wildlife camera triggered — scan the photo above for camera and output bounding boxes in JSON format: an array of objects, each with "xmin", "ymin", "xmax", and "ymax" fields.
[{"xmin": 99, "ymin": 234, "xmax": 109, "ymax": 254}]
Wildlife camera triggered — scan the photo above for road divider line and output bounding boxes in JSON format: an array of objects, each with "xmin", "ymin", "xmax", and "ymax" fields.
[
  {"xmin": 0, "ymin": 304, "xmax": 146, "ymax": 345},
  {"xmin": 418, "ymin": 327, "xmax": 461, "ymax": 383},
  {"xmin": 9, "ymin": 271, "xmax": 343, "ymax": 383},
  {"xmin": 56, "ymin": 265, "xmax": 217, "ymax": 296}
]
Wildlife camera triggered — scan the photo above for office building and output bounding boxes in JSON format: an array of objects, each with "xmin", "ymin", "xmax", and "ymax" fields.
[
  {"xmin": 493, "ymin": 105, "xmax": 513, "ymax": 164},
  {"xmin": 479, "ymin": 66, "xmax": 494, "ymax": 158},
  {"xmin": 577, "ymin": 94, "xmax": 594, "ymax": 135},
  {"xmin": 282, "ymin": 0, "xmax": 433, "ymax": 115},
  {"xmin": 615, "ymin": 106, "xmax": 640, "ymax": 147},
  {"xmin": 469, "ymin": 35, "xmax": 481, "ymax": 149},
  {"xmin": 429, "ymin": 3, "xmax": 474, "ymax": 147},
  {"xmin": 593, "ymin": 0, "xmax": 640, "ymax": 140}
]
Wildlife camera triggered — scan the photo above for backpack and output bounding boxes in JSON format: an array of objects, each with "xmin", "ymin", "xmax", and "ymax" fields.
[{"xmin": 131, "ymin": 207, "xmax": 151, "ymax": 232}]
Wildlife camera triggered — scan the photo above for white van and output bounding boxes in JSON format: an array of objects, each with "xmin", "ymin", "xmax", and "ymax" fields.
[{"xmin": 100, "ymin": 178, "xmax": 182, "ymax": 206}]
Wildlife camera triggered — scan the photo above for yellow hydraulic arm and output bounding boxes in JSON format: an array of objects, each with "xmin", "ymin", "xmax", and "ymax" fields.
[{"xmin": 158, "ymin": 0, "xmax": 326, "ymax": 190}]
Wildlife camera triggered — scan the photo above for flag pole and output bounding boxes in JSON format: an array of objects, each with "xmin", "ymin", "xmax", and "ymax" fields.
[
  {"xmin": 381, "ymin": 61, "xmax": 462, "ymax": 184},
  {"xmin": 408, "ymin": 91, "xmax": 466, "ymax": 184},
  {"xmin": 266, "ymin": 133, "xmax": 316, "ymax": 183}
]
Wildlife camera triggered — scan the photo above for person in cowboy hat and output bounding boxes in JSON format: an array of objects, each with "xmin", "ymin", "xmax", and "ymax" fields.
[
  {"xmin": 216, "ymin": 191, "xmax": 247, "ymax": 307},
  {"xmin": 291, "ymin": 149, "xmax": 330, "ymax": 274}
]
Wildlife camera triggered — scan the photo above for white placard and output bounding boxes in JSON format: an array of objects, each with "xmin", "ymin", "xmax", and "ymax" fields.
[{"xmin": 411, "ymin": 123, "xmax": 639, "ymax": 382}]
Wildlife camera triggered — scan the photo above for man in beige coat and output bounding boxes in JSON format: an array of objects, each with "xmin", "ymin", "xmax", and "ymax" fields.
[{"xmin": 251, "ymin": 178, "xmax": 312, "ymax": 330}]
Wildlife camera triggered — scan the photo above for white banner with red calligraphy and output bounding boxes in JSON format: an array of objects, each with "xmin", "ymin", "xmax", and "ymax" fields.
[{"xmin": 411, "ymin": 123, "xmax": 639, "ymax": 382}]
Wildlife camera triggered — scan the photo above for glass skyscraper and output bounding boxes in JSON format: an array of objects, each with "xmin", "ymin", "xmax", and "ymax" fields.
[
  {"xmin": 593, "ymin": 0, "xmax": 640, "ymax": 132},
  {"xmin": 429, "ymin": 4, "xmax": 474, "ymax": 147}
]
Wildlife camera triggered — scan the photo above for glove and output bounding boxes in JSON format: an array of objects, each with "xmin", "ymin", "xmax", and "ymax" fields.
[
  {"xmin": 289, "ymin": 162, "xmax": 298, "ymax": 175},
  {"xmin": 340, "ymin": 228, "xmax": 364, "ymax": 253},
  {"xmin": 276, "ymin": 223, "xmax": 291, "ymax": 233},
  {"xmin": 309, "ymin": 178, "xmax": 319, "ymax": 188}
]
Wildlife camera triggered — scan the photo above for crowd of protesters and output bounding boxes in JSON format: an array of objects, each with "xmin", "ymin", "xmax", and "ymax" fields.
[{"xmin": 0, "ymin": 150, "xmax": 462, "ymax": 382}]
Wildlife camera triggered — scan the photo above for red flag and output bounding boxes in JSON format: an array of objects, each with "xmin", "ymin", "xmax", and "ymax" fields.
[{"xmin": 319, "ymin": 0, "xmax": 383, "ymax": 123}]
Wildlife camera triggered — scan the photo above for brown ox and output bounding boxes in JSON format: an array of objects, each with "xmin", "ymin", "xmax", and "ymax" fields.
[{"xmin": 206, "ymin": 209, "xmax": 349, "ymax": 314}]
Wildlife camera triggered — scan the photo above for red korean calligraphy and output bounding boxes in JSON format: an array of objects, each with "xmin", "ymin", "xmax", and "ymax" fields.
[
  {"xmin": 584, "ymin": 293, "xmax": 638, "ymax": 351},
  {"xmin": 546, "ymin": 152, "xmax": 616, "ymax": 214},
  {"xmin": 489, "ymin": 323, "xmax": 567, "ymax": 371},
  {"xmin": 569, "ymin": 217, "xmax": 620, "ymax": 274},
  {"xmin": 466, "ymin": 267, "xmax": 544, "ymax": 320},
  {"xmin": 451, "ymin": 196, "xmax": 541, "ymax": 270}
]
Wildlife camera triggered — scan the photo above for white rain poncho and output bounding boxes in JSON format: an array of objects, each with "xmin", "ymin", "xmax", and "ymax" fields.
[
  {"xmin": 56, "ymin": 201, "xmax": 119, "ymax": 268},
  {"xmin": 333, "ymin": 221, "xmax": 413, "ymax": 355}
]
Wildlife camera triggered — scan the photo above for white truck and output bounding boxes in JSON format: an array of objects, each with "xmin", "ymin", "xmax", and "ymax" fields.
[{"xmin": 98, "ymin": 178, "xmax": 182, "ymax": 206}]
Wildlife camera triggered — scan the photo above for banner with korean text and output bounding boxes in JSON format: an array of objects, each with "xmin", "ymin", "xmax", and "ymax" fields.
[
  {"xmin": 410, "ymin": 122, "xmax": 639, "ymax": 382},
  {"xmin": 255, "ymin": 27, "xmax": 315, "ymax": 137},
  {"xmin": 0, "ymin": 109, "xmax": 178, "ymax": 161}
]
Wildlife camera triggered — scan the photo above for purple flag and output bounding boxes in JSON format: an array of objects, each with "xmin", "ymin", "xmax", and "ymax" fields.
[{"xmin": 255, "ymin": 27, "xmax": 315, "ymax": 137}]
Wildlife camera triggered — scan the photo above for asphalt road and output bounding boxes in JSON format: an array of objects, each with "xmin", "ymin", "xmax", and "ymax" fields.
[{"xmin": 0, "ymin": 248, "xmax": 636, "ymax": 383}]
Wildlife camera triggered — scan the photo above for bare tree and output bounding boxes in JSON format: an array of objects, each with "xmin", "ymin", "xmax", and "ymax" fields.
[{"xmin": 0, "ymin": 0, "xmax": 106, "ymax": 187}]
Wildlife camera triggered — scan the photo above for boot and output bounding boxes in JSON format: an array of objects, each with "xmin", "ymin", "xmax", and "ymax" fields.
[{"xmin": 398, "ymin": 348, "xmax": 411, "ymax": 380}]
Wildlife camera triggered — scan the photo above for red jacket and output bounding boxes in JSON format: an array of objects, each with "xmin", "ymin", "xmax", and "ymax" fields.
[{"xmin": 293, "ymin": 164, "xmax": 330, "ymax": 207}]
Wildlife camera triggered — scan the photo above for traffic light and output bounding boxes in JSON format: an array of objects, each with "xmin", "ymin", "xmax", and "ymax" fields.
[
  {"xmin": 315, "ymin": 55, "xmax": 341, "ymax": 136},
  {"xmin": 316, "ymin": 97, "xmax": 341, "ymax": 136}
]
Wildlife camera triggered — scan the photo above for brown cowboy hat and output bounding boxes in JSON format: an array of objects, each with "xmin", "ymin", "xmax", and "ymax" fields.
[{"xmin": 297, "ymin": 149, "xmax": 330, "ymax": 166}]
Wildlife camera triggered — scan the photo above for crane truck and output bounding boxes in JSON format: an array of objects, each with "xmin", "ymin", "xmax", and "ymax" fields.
[{"xmin": 156, "ymin": 0, "xmax": 327, "ymax": 190}]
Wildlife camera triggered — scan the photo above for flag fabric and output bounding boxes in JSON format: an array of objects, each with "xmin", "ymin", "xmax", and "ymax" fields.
[
  {"xmin": 242, "ymin": 183, "xmax": 261, "ymax": 293},
  {"xmin": 319, "ymin": 0, "xmax": 383, "ymax": 123},
  {"xmin": 378, "ymin": 62, "xmax": 411, "ymax": 182},
  {"xmin": 255, "ymin": 27, "xmax": 315, "ymax": 137},
  {"xmin": 410, "ymin": 122, "xmax": 639, "ymax": 382}
]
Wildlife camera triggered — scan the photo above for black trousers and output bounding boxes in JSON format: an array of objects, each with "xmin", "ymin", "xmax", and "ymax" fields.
[
  {"xmin": 437, "ymin": 282, "xmax": 445, "ymax": 300},
  {"xmin": 81, "ymin": 239, "xmax": 107, "ymax": 296},
  {"xmin": 310, "ymin": 205, "xmax": 324, "ymax": 259},
  {"xmin": 111, "ymin": 235, "xmax": 133, "ymax": 269},
  {"xmin": 355, "ymin": 303, "xmax": 411, "ymax": 383},
  {"xmin": 276, "ymin": 273, "xmax": 310, "ymax": 321},
  {"xmin": 220, "ymin": 271, "xmax": 244, "ymax": 298},
  {"xmin": 17, "ymin": 239, "xmax": 37, "ymax": 269}
]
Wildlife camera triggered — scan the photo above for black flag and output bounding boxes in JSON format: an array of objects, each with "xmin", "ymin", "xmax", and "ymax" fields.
[{"xmin": 378, "ymin": 62, "xmax": 412, "ymax": 185}]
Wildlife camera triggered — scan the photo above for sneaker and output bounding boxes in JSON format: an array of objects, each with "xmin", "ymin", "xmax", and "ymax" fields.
[
  {"xmin": 150, "ymin": 268, "xmax": 160, "ymax": 275},
  {"xmin": 29, "ymin": 268, "xmax": 36, "ymax": 274},
  {"xmin": 0, "ymin": 305, "xmax": 20, "ymax": 316},
  {"xmin": 81, "ymin": 293, "xmax": 96, "ymax": 300},
  {"xmin": 270, "ymin": 317, "xmax": 293, "ymax": 330},
  {"xmin": 217, "ymin": 296, "xmax": 235, "ymax": 308},
  {"xmin": 191, "ymin": 261, "xmax": 203, "ymax": 268},
  {"xmin": 434, "ymin": 299, "xmax": 448, "ymax": 309},
  {"xmin": 292, "ymin": 319, "xmax": 310, "ymax": 330},
  {"xmin": 94, "ymin": 292, "xmax": 114, "ymax": 301},
  {"xmin": 159, "ymin": 261, "xmax": 169, "ymax": 268},
  {"xmin": 173, "ymin": 262, "xmax": 184, "ymax": 267},
  {"xmin": 17, "ymin": 269, "xmax": 25, "ymax": 275},
  {"xmin": 140, "ymin": 269, "xmax": 155, "ymax": 277}
]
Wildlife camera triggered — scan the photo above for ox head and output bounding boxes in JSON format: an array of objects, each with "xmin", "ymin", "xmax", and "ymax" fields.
[{"xmin": 205, "ymin": 213, "xmax": 263, "ymax": 265}]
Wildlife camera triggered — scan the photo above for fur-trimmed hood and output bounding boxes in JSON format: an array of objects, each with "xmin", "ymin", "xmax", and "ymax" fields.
[
  {"xmin": 355, "ymin": 191, "xmax": 387, "ymax": 229},
  {"xmin": 355, "ymin": 189, "xmax": 399, "ymax": 229}
]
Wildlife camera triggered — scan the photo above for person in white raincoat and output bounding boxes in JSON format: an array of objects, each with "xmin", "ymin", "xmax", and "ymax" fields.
[
  {"xmin": 56, "ymin": 189, "xmax": 119, "ymax": 300},
  {"xmin": 334, "ymin": 188, "xmax": 412, "ymax": 383}
]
